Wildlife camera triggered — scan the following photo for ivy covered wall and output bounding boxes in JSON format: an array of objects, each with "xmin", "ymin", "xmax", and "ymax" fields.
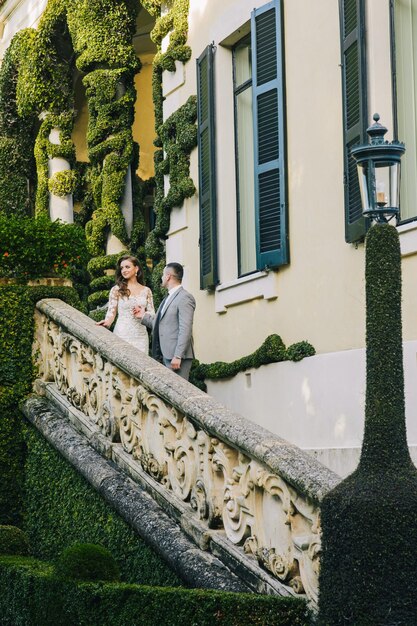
[{"xmin": 0, "ymin": 0, "xmax": 195, "ymax": 308}]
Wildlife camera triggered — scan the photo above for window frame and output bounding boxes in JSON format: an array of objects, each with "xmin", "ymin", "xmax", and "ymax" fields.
[
  {"xmin": 232, "ymin": 0, "xmax": 289, "ymax": 277},
  {"xmin": 232, "ymin": 33, "xmax": 257, "ymax": 278},
  {"xmin": 390, "ymin": 0, "xmax": 417, "ymax": 225}
]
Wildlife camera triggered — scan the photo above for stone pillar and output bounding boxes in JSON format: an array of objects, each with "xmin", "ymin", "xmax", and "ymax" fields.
[
  {"xmin": 105, "ymin": 167, "xmax": 133, "ymax": 254},
  {"xmin": 48, "ymin": 127, "xmax": 73, "ymax": 224}
]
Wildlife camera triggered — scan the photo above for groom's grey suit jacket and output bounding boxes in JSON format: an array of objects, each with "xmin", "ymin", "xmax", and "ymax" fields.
[{"xmin": 141, "ymin": 286, "xmax": 196, "ymax": 361}]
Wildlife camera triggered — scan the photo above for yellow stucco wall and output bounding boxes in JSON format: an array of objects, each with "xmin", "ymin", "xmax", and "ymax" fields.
[
  {"xmin": 71, "ymin": 54, "xmax": 156, "ymax": 181},
  {"xmin": 72, "ymin": 74, "xmax": 88, "ymax": 163},
  {"xmin": 164, "ymin": 0, "xmax": 417, "ymax": 364},
  {"xmin": 133, "ymin": 54, "xmax": 156, "ymax": 180}
]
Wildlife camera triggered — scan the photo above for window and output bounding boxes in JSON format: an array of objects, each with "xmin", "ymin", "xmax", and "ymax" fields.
[
  {"xmin": 197, "ymin": 44, "xmax": 218, "ymax": 290},
  {"xmin": 236, "ymin": 0, "xmax": 288, "ymax": 276},
  {"xmin": 196, "ymin": 0, "xmax": 288, "ymax": 290},
  {"xmin": 233, "ymin": 36, "xmax": 256, "ymax": 275},
  {"xmin": 339, "ymin": 0, "xmax": 368, "ymax": 243},
  {"xmin": 392, "ymin": 0, "xmax": 417, "ymax": 222}
]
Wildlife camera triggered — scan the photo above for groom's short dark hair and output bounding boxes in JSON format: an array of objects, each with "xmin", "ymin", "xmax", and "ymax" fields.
[{"xmin": 166, "ymin": 262, "xmax": 183, "ymax": 282}]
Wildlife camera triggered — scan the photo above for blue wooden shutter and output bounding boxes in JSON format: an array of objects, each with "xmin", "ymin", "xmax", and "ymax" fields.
[
  {"xmin": 197, "ymin": 44, "xmax": 218, "ymax": 290},
  {"xmin": 252, "ymin": 0, "xmax": 288, "ymax": 270},
  {"xmin": 340, "ymin": 0, "xmax": 368, "ymax": 243}
]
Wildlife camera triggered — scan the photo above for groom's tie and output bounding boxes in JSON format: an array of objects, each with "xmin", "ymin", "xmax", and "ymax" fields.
[{"xmin": 151, "ymin": 295, "xmax": 168, "ymax": 361}]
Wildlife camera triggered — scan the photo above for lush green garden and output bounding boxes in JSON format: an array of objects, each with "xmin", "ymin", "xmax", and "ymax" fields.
[
  {"xmin": 0, "ymin": 1, "xmax": 316, "ymax": 622},
  {"xmin": 0, "ymin": 279, "xmax": 311, "ymax": 624}
]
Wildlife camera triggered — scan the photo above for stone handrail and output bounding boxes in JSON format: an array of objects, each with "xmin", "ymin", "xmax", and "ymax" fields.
[{"xmin": 32, "ymin": 298, "xmax": 341, "ymax": 606}]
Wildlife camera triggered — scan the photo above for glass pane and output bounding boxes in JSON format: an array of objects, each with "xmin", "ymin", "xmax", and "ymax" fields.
[
  {"xmin": 236, "ymin": 86, "xmax": 256, "ymax": 274},
  {"xmin": 375, "ymin": 164, "xmax": 390, "ymax": 208},
  {"xmin": 390, "ymin": 163, "xmax": 401, "ymax": 209},
  {"xmin": 395, "ymin": 0, "xmax": 417, "ymax": 219},
  {"xmin": 357, "ymin": 163, "xmax": 371, "ymax": 213},
  {"xmin": 235, "ymin": 40, "xmax": 252, "ymax": 87}
]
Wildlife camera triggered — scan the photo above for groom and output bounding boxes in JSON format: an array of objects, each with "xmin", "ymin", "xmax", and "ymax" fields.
[{"xmin": 134, "ymin": 262, "xmax": 196, "ymax": 380}]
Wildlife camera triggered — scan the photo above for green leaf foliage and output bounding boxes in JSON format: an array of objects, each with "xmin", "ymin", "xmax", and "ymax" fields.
[
  {"xmin": 55, "ymin": 543, "xmax": 120, "ymax": 582},
  {"xmin": 87, "ymin": 289, "xmax": 110, "ymax": 308},
  {"xmin": 318, "ymin": 224, "xmax": 417, "ymax": 626},
  {"xmin": 145, "ymin": 97, "xmax": 197, "ymax": 303},
  {"xmin": 190, "ymin": 335, "xmax": 316, "ymax": 392},
  {"xmin": 0, "ymin": 285, "xmax": 84, "ymax": 525},
  {"xmin": 0, "ymin": 30, "xmax": 37, "ymax": 217},
  {"xmin": 0, "ymin": 137, "xmax": 33, "ymax": 217},
  {"xmin": 66, "ymin": 0, "xmax": 140, "ymax": 74},
  {"xmin": 0, "ymin": 526, "xmax": 29, "ymax": 556},
  {"xmin": 0, "ymin": 556, "xmax": 311, "ymax": 626},
  {"xmin": 23, "ymin": 425, "xmax": 182, "ymax": 588},
  {"xmin": 0, "ymin": 214, "xmax": 88, "ymax": 281}
]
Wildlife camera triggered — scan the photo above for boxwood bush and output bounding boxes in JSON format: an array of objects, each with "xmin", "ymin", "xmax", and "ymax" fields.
[
  {"xmin": 23, "ymin": 425, "xmax": 182, "ymax": 588},
  {"xmin": 0, "ymin": 285, "xmax": 85, "ymax": 526},
  {"xmin": 318, "ymin": 224, "xmax": 417, "ymax": 625},
  {"xmin": 0, "ymin": 213, "xmax": 88, "ymax": 281},
  {"xmin": 55, "ymin": 543, "xmax": 120, "ymax": 582},
  {"xmin": 0, "ymin": 526, "xmax": 29, "ymax": 556},
  {"xmin": 0, "ymin": 556, "xmax": 311, "ymax": 626}
]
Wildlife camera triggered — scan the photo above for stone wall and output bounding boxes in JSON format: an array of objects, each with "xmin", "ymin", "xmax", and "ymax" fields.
[{"xmin": 29, "ymin": 298, "xmax": 340, "ymax": 607}]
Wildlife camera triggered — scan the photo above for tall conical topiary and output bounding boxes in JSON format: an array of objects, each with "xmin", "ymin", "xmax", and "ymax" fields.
[{"xmin": 318, "ymin": 223, "xmax": 417, "ymax": 625}]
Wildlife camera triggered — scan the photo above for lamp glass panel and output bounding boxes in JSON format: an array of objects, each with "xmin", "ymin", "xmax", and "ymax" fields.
[
  {"xmin": 357, "ymin": 163, "xmax": 371, "ymax": 212},
  {"xmin": 390, "ymin": 162, "xmax": 401, "ymax": 209},
  {"xmin": 374, "ymin": 163, "xmax": 390, "ymax": 208}
]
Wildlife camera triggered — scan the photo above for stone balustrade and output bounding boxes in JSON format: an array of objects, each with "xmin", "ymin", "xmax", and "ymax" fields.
[{"xmin": 32, "ymin": 298, "xmax": 340, "ymax": 607}]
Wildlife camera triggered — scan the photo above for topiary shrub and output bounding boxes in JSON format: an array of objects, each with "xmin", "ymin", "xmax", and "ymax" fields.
[
  {"xmin": 55, "ymin": 543, "xmax": 120, "ymax": 583},
  {"xmin": 0, "ymin": 525, "xmax": 29, "ymax": 556},
  {"xmin": 318, "ymin": 224, "xmax": 417, "ymax": 625},
  {"xmin": 285, "ymin": 341, "xmax": 316, "ymax": 362},
  {"xmin": 0, "ymin": 213, "xmax": 88, "ymax": 281},
  {"xmin": 87, "ymin": 289, "xmax": 109, "ymax": 309},
  {"xmin": 189, "ymin": 335, "xmax": 315, "ymax": 391}
]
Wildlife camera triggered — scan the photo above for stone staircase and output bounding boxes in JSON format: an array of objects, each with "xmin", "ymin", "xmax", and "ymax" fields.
[{"xmin": 25, "ymin": 298, "xmax": 341, "ymax": 610}]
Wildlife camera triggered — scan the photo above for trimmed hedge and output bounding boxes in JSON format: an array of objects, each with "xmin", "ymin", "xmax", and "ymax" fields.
[
  {"xmin": 0, "ymin": 213, "xmax": 88, "ymax": 281},
  {"xmin": 0, "ymin": 526, "xmax": 29, "ymax": 556},
  {"xmin": 55, "ymin": 543, "xmax": 120, "ymax": 582},
  {"xmin": 318, "ymin": 224, "xmax": 417, "ymax": 625},
  {"xmin": 190, "ymin": 335, "xmax": 315, "ymax": 391},
  {"xmin": 0, "ymin": 286, "xmax": 37, "ymax": 525},
  {"xmin": 0, "ymin": 556, "xmax": 311, "ymax": 626},
  {"xmin": 23, "ymin": 425, "xmax": 182, "ymax": 588},
  {"xmin": 0, "ymin": 285, "xmax": 85, "ymax": 526}
]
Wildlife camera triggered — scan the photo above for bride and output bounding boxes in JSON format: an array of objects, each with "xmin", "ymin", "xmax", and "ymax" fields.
[{"xmin": 96, "ymin": 255, "xmax": 154, "ymax": 353}]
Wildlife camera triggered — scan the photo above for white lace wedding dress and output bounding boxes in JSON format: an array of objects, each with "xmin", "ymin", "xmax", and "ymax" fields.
[{"xmin": 104, "ymin": 285, "xmax": 154, "ymax": 353}]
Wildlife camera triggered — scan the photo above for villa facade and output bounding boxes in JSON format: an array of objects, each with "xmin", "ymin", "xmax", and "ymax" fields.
[{"xmin": 1, "ymin": 0, "xmax": 416, "ymax": 475}]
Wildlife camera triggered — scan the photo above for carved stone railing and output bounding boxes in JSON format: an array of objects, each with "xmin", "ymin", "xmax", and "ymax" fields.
[{"xmin": 32, "ymin": 298, "xmax": 340, "ymax": 607}]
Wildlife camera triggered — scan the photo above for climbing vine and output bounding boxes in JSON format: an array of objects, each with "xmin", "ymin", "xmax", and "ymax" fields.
[
  {"xmin": 0, "ymin": 0, "xmax": 196, "ymax": 310},
  {"xmin": 146, "ymin": 96, "xmax": 197, "ymax": 300},
  {"xmin": 34, "ymin": 112, "xmax": 76, "ymax": 215},
  {"xmin": 0, "ymin": 30, "xmax": 37, "ymax": 217},
  {"xmin": 190, "ymin": 337, "xmax": 316, "ymax": 392}
]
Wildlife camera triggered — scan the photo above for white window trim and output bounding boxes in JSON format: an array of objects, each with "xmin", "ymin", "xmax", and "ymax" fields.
[
  {"xmin": 398, "ymin": 220, "xmax": 417, "ymax": 257},
  {"xmin": 214, "ymin": 270, "xmax": 277, "ymax": 313}
]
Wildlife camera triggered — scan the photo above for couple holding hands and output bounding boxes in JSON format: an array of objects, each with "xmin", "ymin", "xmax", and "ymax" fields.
[{"xmin": 97, "ymin": 256, "xmax": 195, "ymax": 381}]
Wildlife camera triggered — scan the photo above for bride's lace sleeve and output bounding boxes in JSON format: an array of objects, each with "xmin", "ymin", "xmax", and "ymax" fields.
[
  {"xmin": 105, "ymin": 286, "xmax": 119, "ymax": 323},
  {"xmin": 146, "ymin": 287, "xmax": 155, "ymax": 315}
]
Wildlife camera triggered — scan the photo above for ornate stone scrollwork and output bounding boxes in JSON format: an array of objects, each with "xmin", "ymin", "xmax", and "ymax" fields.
[
  {"xmin": 119, "ymin": 384, "xmax": 169, "ymax": 482},
  {"xmin": 138, "ymin": 451, "xmax": 166, "ymax": 481},
  {"xmin": 292, "ymin": 515, "xmax": 321, "ymax": 604},
  {"xmin": 97, "ymin": 400, "xmax": 119, "ymax": 441},
  {"xmin": 34, "ymin": 306, "xmax": 323, "ymax": 606},
  {"xmin": 221, "ymin": 461, "xmax": 255, "ymax": 545},
  {"xmin": 190, "ymin": 477, "xmax": 222, "ymax": 527}
]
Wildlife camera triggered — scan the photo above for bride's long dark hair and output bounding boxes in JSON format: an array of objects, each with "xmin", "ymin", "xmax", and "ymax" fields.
[{"xmin": 115, "ymin": 255, "xmax": 144, "ymax": 298}]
